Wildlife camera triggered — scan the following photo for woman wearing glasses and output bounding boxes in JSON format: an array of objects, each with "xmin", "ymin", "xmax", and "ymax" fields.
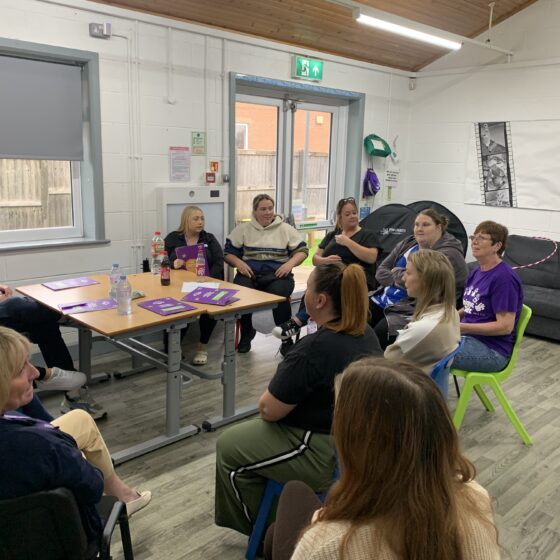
[
  {"xmin": 272, "ymin": 197, "xmax": 380, "ymax": 355},
  {"xmin": 370, "ymin": 209, "xmax": 468, "ymax": 350},
  {"xmin": 452, "ymin": 221, "xmax": 523, "ymax": 372}
]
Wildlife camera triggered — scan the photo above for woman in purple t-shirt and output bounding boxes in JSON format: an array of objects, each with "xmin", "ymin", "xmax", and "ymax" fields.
[{"xmin": 453, "ymin": 221, "xmax": 523, "ymax": 372}]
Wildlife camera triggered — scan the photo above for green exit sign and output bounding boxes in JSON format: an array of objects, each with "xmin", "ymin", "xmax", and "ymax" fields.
[{"xmin": 292, "ymin": 56, "xmax": 324, "ymax": 82}]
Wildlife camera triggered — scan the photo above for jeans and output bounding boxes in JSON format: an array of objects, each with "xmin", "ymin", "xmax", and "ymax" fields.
[
  {"xmin": 294, "ymin": 297, "xmax": 309, "ymax": 326},
  {"xmin": 452, "ymin": 335, "xmax": 509, "ymax": 372}
]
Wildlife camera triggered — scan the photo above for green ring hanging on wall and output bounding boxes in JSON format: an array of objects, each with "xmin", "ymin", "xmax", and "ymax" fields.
[{"xmin": 364, "ymin": 134, "xmax": 391, "ymax": 157}]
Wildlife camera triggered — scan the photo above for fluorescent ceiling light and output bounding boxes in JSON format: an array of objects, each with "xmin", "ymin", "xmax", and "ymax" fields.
[{"xmin": 356, "ymin": 12, "xmax": 462, "ymax": 51}]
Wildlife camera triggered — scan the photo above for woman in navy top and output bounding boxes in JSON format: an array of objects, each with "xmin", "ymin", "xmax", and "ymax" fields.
[{"xmin": 0, "ymin": 327, "xmax": 151, "ymax": 541}]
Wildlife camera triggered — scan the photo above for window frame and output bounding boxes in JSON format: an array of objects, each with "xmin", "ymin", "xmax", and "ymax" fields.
[{"xmin": 0, "ymin": 38, "xmax": 106, "ymax": 251}]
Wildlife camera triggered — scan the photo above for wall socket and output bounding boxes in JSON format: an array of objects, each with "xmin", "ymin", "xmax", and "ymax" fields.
[{"xmin": 89, "ymin": 22, "xmax": 112, "ymax": 39}]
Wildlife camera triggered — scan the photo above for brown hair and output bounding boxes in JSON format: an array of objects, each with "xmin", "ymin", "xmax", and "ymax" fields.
[
  {"xmin": 409, "ymin": 250, "xmax": 456, "ymax": 322},
  {"xmin": 319, "ymin": 358, "xmax": 499, "ymax": 560},
  {"xmin": 416, "ymin": 208, "xmax": 450, "ymax": 235},
  {"xmin": 177, "ymin": 205, "xmax": 204, "ymax": 235},
  {"xmin": 313, "ymin": 263, "xmax": 368, "ymax": 336},
  {"xmin": 252, "ymin": 193, "xmax": 275, "ymax": 212},
  {"xmin": 0, "ymin": 327, "xmax": 30, "ymax": 412},
  {"xmin": 474, "ymin": 220, "xmax": 508, "ymax": 256},
  {"xmin": 334, "ymin": 197, "xmax": 358, "ymax": 233}
]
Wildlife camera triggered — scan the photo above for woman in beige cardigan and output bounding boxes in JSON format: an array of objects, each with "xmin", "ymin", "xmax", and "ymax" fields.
[
  {"xmin": 384, "ymin": 249, "xmax": 460, "ymax": 374},
  {"xmin": 265, "ymin": 358, "xmax": 501, "ymax": 560}
]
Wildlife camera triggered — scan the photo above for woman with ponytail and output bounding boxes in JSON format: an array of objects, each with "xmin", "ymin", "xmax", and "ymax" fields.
[{"xmin": 215, "ymin": 264, "xmax": 382, "ymax": 537}]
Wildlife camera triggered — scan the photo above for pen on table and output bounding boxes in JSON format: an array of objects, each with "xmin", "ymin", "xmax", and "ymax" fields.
[{"xmin": 59, "ymin": 303, "xmax": 89, "ymax": 310}]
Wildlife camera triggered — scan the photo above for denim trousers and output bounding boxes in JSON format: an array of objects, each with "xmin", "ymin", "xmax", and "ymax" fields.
[{"xmin": 452, "ymin": 335, "xmax": 509, "ymax": 372}]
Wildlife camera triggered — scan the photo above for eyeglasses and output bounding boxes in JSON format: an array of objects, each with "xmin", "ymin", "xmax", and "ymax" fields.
[{"xmin": 469, "ymin": 234, "xmax": 493, "ymax": 243}]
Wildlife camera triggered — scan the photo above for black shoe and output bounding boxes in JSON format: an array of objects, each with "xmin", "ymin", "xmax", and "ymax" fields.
[
  {"xmin": 238, "ymin": 328, "xmax": 257, "ymax": 353},
  {"xmin": 279, "ymin": 338, "xmax": 294, "ymax": 357},
  {"xmin": 272, "ymin": 318, "xmax": 301, "ymax": 341}
]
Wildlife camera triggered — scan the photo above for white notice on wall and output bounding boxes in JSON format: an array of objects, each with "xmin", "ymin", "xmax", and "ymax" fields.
[
  {"xmin": 385, "ymin": 166, "xmax": 400, "ymax": 189},
  {"xmin": 169, "ymin": 146, "xmax": 191, "ymax": 182}
]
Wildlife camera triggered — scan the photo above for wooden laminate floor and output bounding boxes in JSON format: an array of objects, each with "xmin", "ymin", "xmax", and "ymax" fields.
[{"xmin": 39, "ymin": 324, "xmax": 560, "ymax": 560}]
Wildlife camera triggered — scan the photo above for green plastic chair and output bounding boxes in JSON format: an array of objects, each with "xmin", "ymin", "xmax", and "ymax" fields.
[{"xmin": 451, "ymin": 304, "xmax": 533, "ymax": 445}]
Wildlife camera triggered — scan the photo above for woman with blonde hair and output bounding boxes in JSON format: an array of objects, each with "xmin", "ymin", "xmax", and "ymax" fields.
[
  {"xmin": 265, "ymin": 358, "xmax": 500, "ymax": 560},
  {"xmin": 0, "ymin": 327, "xmax": 151, "ymax": 542},
  {"xmin": 215, "ymin": 264, "xmax": 381, "ymax": 538},
  {"xmin": 384, "ymin": 249, "xmax": 460, "ymax": 373},
  {"xmin": 164, "ymin": 205, "xmax": 224, "ymax": 365}
]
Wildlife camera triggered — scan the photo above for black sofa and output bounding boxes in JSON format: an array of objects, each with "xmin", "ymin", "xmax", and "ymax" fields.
[{"xmin": 503, "ymin": 234, "xmax": 560, "ymax": 341}]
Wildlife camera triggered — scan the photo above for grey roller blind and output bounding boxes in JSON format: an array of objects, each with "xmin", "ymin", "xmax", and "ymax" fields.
[{"xmin": 0, "ymin": 55, "xmax": 83, "ymax": 160}]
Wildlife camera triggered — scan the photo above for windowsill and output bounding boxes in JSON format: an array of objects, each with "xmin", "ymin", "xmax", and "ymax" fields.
[{"xmin": 0, "ymin": 237, "xmax": 111, "ymax": 253}]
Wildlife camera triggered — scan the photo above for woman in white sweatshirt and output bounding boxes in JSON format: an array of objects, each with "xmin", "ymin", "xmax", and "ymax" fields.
[{"xmin": 384, "ymin": 249, "xmax": 460, "ymax": 374}]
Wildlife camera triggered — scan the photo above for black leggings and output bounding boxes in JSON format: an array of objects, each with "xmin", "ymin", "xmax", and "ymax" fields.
[
  {"xmin": 233, "ymin": 272, "xmax": 294, "ymax": 335},
  {"xmin": 369, "ymin": 301, "xmax": 397, "ymax": 350}
]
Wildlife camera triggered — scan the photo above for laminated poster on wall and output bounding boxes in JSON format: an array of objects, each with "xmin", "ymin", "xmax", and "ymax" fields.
[
  {"xmin": 169, "ymin": 146, "xmax": 191, "ymax": 182},
  {"xmin": 465, "ymin": 120, "xmax": 560, "ymax": 211}
]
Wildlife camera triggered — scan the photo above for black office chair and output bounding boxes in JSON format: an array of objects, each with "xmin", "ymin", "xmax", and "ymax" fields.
[{"xmin": 0, "ymin": 487, "xmax": 134, "ymax": 560}]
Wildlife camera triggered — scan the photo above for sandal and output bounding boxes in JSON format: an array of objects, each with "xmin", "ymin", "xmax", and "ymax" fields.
[{"xmin": 192, "ymin": 350, "xmax": 208, "ymax": 366}]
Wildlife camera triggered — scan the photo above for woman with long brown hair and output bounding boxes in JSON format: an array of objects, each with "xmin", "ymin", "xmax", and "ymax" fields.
[
  {"xmin": 265, "ymin": 358, "xmax": 500, "ymax": 560},
  {"xmin": 215, "ymin": 264, "xmax": 381, "ymax": 539}
]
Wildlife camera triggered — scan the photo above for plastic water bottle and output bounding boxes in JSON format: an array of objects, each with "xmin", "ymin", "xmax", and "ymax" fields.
[
  {"xmin": 116, "ymin": 274, "xmax": 132, "ymax": 315},
  {"xmin": 108, "ymin": 263, "xmax": 120, "ymax": 299},
  {"xmin": 195, "ymin": 245, "xmax": 206, "ymax": 276},
  {"xmin": 151, "ymin": 231, "xmax": 164, "ymax": 275},
  {"xmin": 160, "ymin": 251, "xmax": 171, "ymax": 286}
]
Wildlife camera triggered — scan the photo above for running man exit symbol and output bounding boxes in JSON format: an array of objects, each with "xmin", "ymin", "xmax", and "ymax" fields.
[{"xmin": 292, "ymin": 56, "xmax": 324, "ymax": 82}]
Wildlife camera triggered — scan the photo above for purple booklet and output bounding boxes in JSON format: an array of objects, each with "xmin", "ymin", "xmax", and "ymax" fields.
[
  {"xmin": 58, "ymin": 298, "xmax": 117, "ymax": 315},
  {"xmin": 175, "ymin": 243, "xmax": 209, "ymax": 275},
  {"xmin": 138, "ymin": 297, "xmax": 196, "ymax": 316},
  {"xmin": 43, "ymin": 277, "xmax": 99, "ymax": 290},
  {"xmin": 182, "ymin": 287, "xmax": 239, "ymax": 306}
]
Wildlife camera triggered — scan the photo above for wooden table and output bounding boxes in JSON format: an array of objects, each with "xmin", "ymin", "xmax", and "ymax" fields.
[{"xmin": 17, "ymin": 271, "xmax": 284, "ymax": 463}]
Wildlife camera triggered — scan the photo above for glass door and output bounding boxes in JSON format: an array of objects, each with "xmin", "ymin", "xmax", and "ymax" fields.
[
  {"xmin": 234, "ymin": 98, "xmax": 283, "ymax": 224},
  {"xmin": 234, "ymin": 95, "xmax": 344, "ymax": 291}
]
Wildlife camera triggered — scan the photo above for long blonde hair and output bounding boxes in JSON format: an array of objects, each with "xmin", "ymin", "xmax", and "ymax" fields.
[
  {"xmin": 177, "ymin": 206, "xmax": 203, "ymax": 235},
  {"xmin": 409, "ymin": 250, "xmax": 456, "ymax": 322},
  {"xmin": 0, "ymin": 327, "xmax": 30, "ymax": 412}
]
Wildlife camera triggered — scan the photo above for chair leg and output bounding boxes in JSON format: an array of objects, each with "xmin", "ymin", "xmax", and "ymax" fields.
[
  {"xmin": 246, "ymin": 480, "xmax": 284, "ymax": 560},
  {"xmin": 118, "ymin": 509, "xmax": 134, "ymax": 560},
  {"xmin": 474, "ymin": 385, "xmax": 495, "ymax": 412},
  {"xmin": 453, "ymin": 377, "xmax": 476, "ymax": 430},
  {"xmin": 488, "ymin": 380, "xmax": 533, "ymax": 445},
  {"xmin": 453, "ymin": 375, "xmax": 461, "ymax": 398}
]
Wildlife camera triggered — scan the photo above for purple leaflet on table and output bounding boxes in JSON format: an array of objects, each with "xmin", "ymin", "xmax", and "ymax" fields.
[
  {"xmin": 182, "ymin": 287, "xmax": 239, "ymax": 306},
  {"xmin": 138, "ymin": 297, "xmax": 196, "ymax": 316}
]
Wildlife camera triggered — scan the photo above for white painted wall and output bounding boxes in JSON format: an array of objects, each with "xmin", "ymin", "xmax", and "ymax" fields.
[
  {"xmin": 0, "ymin": 0, "xmax": 412, "ymax": 291},
  {"xmin": 406, "ymin": 0, "xmax": 560, "ymax": 251}
]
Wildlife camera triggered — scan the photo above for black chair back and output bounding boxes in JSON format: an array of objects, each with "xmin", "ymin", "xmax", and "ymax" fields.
[{"xmin": 0, "ymin": 487, "xmax": 88, "ymax": 560}]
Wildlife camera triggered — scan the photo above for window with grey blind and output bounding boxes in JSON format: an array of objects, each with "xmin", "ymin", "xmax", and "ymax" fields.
[
  {"xmin": 0, "ymin": 39, "xmax": 105, "ymax": 249},
  {"xmin": 0, "ymin": 56, "xmax": 83, "ymax": 161}
]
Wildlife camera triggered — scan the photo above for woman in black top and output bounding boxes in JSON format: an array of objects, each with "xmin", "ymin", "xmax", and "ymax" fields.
[
  {"xmin": 164, "ymin": 206, "xmax": 224, "ymax": 365},
  {"xmin": 272, "ymin": 197, "xmax": 380, "ymax": 353},
  {"xmin": 214, "ymin": 263, "xmax": 381, "ymax": 537}
]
